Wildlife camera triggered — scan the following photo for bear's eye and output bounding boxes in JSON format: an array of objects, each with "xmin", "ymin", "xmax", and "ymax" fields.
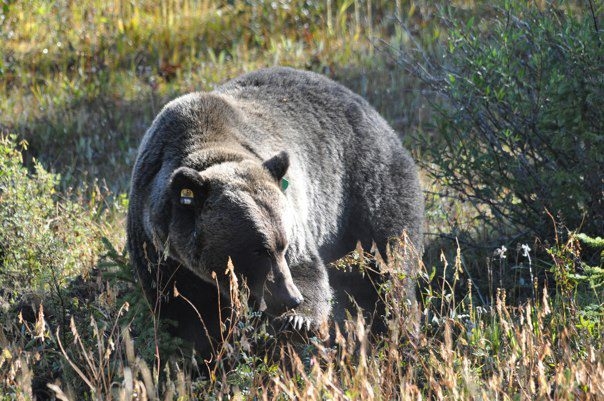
[
  {"xmin": 253, "ymin": 248, "xmax": 272, "ymax": 257},
  {"xmin": 274, "ymin": 240, "xmax": 288, "ymax": 255}
]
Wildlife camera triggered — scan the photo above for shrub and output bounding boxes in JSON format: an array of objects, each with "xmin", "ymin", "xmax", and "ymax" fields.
[
  {"xmin": 0, "ymin": 135, "xmax": 102, "ymax": 295},
  {"xmin": 400, "ymin": 1, "xmax": 603, "ymax": 241}
]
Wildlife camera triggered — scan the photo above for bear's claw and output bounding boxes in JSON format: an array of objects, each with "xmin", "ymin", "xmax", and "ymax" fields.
[{"xmin": 280, "ymin": 314, "xmax": 313, "ymax": 332}]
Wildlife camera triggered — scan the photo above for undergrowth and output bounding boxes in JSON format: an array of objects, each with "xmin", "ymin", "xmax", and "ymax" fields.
[
  {"xmin": 393, "ymin": 0, "xmax": 604, "ymax": 241},
  {"xmin": 1, "ymin": 215, "xmax": 602, "ymax": 399}
]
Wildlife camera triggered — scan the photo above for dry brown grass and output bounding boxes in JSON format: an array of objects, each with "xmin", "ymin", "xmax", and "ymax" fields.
[{"xmin": 1, "ymin": 237, "xmax": 602, "ymax": 400}]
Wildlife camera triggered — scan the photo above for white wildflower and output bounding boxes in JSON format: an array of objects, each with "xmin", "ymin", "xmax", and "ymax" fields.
[
  {"xmin": 494, "ymin": 245, "xmax": 507, "ymax": 259},
  {"xmin": 521, "ymin": 243, "xmax": 531, "ymax": 258}
]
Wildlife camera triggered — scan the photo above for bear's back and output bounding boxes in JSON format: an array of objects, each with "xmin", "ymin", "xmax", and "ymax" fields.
[
  {"xmin": 215, "ymin": 67, "xmax": 378, "ymax": 139},
  {"xmin": 218, "ymin": 67, "xmax": 360, "ymax": 102}
]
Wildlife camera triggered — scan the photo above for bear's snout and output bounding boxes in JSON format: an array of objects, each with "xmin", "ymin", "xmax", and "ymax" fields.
[
  {"xmin": 265, "ymin": 278, "xmax": 304, "ymax": 311},
  {"xmin": 264, "ymin": 258, "xmax": 304, "ymax": 313}
]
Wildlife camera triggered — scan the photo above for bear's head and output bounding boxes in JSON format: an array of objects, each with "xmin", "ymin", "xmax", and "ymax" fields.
[{"xmin": 160, "ymin": 151, "xmax": 304, "ymax": 317}]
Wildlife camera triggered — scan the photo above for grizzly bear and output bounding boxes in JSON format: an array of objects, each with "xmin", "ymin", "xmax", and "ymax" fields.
[{"xmin": 127, "ymin": 67, "xmax": 424, "ymax": 356}]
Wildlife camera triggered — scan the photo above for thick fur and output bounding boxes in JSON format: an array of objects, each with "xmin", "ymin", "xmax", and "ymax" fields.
[{"xmin": 127, "ymin": 67, "xmax": 424, "ymax": 356}]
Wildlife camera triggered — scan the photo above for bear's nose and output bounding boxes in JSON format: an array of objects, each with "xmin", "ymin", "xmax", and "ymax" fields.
[
  {"xmin": 266, "ymin": 279, "xmax": 304, "ymax": 312},
  {"xmin": 286, "ymin": 294, "xmax": 304, "ymax": 309}
]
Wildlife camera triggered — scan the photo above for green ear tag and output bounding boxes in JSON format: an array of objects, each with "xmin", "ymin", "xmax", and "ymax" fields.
[
  {"xmin": 180, "ymin": 188, "xmax": 194, "ymax": 205},
  {"xmin": 280, "ymin": 177, "xmax": 289, "ymax": 192}
]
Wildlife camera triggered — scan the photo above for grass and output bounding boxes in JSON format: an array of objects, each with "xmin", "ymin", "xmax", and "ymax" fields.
[
  {"xmin": 1, "ymin": 0, "xmax": 602, "ymax": 400},
  {"xmin": 2, "ymin": 0, "xmax": 431, "ymax": 192},
  {"xmin": 2, "ymin": 228, "xmax": 602, "ymax": 400}
]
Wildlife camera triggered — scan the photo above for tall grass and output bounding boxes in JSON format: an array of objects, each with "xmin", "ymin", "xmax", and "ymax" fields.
[{"xmin": 1, "ymin": 231, "xmax": 601, "ymax": 400}]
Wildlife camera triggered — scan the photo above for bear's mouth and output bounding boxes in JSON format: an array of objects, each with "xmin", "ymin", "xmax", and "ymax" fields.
[{"xmin": 250, "ymin": 292, "xmax": 315, "ymax": 332}]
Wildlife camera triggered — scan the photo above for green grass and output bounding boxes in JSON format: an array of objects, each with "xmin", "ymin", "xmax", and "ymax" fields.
[{"xmin": 0, "ymin": 0, "xmax": 602, "ymax": 400}]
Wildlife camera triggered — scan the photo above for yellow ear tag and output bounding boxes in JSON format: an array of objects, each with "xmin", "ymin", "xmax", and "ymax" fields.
[{"xmin": 180, "ymin": 188, "xmax": 194, "ymax": 205}]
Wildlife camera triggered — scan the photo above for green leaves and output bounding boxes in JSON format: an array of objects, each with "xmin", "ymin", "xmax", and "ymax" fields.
[
  {"xmin": 422, "ymin": 2, "xmax": 604, "ymax": 240},
  {"xmin": 0, "ymin": 136, "xmax": 102, "ymax": 292}
]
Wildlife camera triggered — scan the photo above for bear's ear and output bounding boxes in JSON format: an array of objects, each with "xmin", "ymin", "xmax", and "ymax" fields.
[
  {"xmin": 262, "ymin": 151, "xmax": 290, "ymax": 182},
  {"xmin": 170, "ymin": 167, "xmax": 208, "ymax": 209}
]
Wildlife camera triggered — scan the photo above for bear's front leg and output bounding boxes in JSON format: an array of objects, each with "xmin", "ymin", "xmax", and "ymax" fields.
[{"xmin": 277, "ymin": 250, "xmax": 332, "ymax": 333}]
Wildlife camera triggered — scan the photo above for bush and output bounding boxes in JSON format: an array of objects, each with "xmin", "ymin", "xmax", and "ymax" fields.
[
  {"xmin": 0, "ymin": 135, "xmax": 102, "ymax": 295},
  {"xmin": 401, "ymin": 1, "xmax": 603, "ymax": 241}
]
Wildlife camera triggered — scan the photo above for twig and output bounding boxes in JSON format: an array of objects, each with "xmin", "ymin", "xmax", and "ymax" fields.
[
  {"xmin": 56, "ymin": 326, "xmax": 97, "ymax": 398},
  {"xmin": 588, "ymin": 0, "xmax": 600, "ymax": 45}
]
